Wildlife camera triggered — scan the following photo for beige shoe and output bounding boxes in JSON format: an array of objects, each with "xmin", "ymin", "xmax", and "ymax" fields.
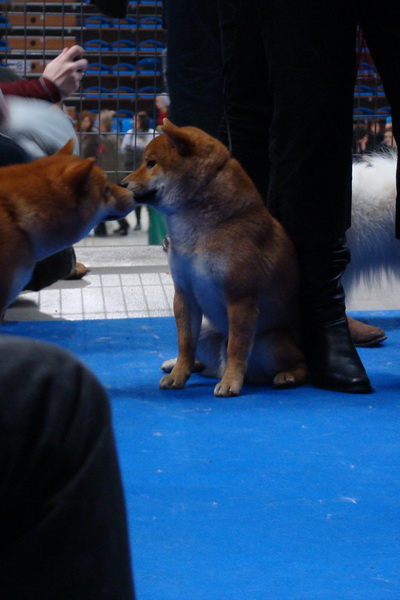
[
  {"xmin": 347, "ymin": 315, "xmax": 387, "ymax": 347},
  {"xmin": 66, "ymin": 262, "xmax": 90, "ymax": 280}
]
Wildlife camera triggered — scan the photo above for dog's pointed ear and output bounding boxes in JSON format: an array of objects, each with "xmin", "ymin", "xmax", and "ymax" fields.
[
  {"xmin": 55, "ymin": 138, "xmax": 76, "ymax": 156},
  {"xmin": 161, "ymin": 119, "xmax": 195, "ymax": 156},
  {"xmin": 66, "ymin": 157, "xmax": 96, "ymax": 189}
]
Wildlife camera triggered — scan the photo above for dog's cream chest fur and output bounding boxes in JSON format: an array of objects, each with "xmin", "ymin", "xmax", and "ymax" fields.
[{"xmin": 168, "ymin": 245, "xmax": 230, "ymax": 332}]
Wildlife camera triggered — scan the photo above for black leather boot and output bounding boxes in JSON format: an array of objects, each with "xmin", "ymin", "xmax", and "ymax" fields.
[{"xmin": 298, "ymin": 239, "xmax": 372, "ymax": 393}]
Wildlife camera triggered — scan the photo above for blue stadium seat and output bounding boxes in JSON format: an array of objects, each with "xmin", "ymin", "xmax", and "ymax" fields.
[
  {"xmin": 83, "ymin": 39, "xmax": 111, "ymax": 51},
  {"xmin": 137, "ymin": 39, "xmax": 165, "ymax": 52},
  {"xmin": 111, "ymin": 39, "xmax": 136, "ymax": 52},
  {"xmin": 376, "ymin": 85, "xmax": 386, "ymax": 97},
  {"xmin": 110, "ymin": 62, "xmax": 136, "ymax": 74},
  {"xmin": 353, "ymin": 106, "xmax": 373, "ymax": 116},
  {"xmin": 354, "ymin": 84, "xmax": 373, "ymax": 97},
  {"xmin": 86, "ymin": 62, "xmax": 111, "ymax": 74},
  {"xmin": 84, "ymin": 16, "xmax": 111, "ymax": 27},
  {"xmin": 111, "ymin": 86, "xmax": 135, "ymax": 98},
  {"xmin": 138, "ymin": 17, "xmax": 163, "ymax": 29},
  {"xmin": 120, "ymin": 117, "xmax": 134, "ymax": 132},
  {"xmin": 138, "ymin": 85, "xmax": 162, "ymax": 97},
  {"xmin": 111, "ymin": 17, "xmax": 137, "ymax": 28},
  {"xmin": 376, "ymin": 106, "xmax": 391, "ymax": 116},
  {"xmin": 136, "ymin": 57, "xmax": 162, "ymax": 75},
  {"xmin": 115, "ymin": 109, "xmax": 134, "ymax": 118},
  {"xmin": 82, "ymin": 86, "xmax": 110, "ymax": 97},
  {"xmin": 359, "ymin": 61, "xmax": 376, "ymax": 74}
]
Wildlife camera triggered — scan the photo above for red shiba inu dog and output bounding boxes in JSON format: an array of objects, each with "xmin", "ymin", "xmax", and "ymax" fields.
[
  {"xmin": 123, "ymin": 120, "xmax": 308, "ymax": 397},
  {"xmin": 0, "ymin": 139, "xmax": 135, "ymax": 316}
]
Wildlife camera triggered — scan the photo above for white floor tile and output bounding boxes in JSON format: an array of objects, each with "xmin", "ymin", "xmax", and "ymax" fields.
[{"xmin": 4, "ymin": 243, "xmax": 399, "ymax": 323}]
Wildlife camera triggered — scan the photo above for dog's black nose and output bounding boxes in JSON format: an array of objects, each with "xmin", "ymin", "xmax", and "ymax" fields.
[{"xmin": 118, "ymin": 181, "xmax": 129, "ymax": 188}]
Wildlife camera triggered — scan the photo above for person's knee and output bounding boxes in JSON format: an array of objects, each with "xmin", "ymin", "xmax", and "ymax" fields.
[{"xmin": 0, "ymin": 335, "xmax": 110, "ymax": 432}]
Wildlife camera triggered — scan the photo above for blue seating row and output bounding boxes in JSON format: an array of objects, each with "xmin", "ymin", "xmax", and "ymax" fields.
[
  {"xmin": 82, "ymin": 85, "xmax": 161, "ymax": 97},
  {"xmin": 83, "ymin": 39, "xmax": 165, "ymax": 52},
  {"xmin": 83, "ymin": 16, "xmax": 162, "ymax": 29},
  {"xmin": 86, "ymin": 58, "xmax": 161, "ymax": 75}
]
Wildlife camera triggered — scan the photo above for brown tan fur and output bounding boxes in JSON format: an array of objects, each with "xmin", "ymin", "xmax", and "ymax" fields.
[
  {"xmin": 0, "ymin": 139, "xmax": 135, "ymax": 315},
  {"xmin": 123, "ymin": 120, "xmax": 308, "ymax": 397}
]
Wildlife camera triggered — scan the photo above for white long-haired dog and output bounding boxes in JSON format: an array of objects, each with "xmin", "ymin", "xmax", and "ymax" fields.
[{"xmin": 345, "ymin": 151, "xmax": 399, "ymax": 292}]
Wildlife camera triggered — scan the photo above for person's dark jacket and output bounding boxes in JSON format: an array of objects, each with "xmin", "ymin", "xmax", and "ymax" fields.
[{"xmin": 92, "ymin": 0, "xmax": 128, "ymax": 18}]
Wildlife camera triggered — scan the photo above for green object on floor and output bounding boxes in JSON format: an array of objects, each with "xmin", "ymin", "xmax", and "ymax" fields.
[{"xmin": 148, "ymin": 206, "xmax": 167, "ymax": 245}]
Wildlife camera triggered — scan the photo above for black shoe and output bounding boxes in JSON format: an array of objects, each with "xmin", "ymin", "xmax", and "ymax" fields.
[
  {"xmin": 299, "ymin": 239, "xmax": 372, "ymax": 394},
  {"xmin": 94, "ymin": 223, "xmax": 107, "ymax": 236},
  {"xmin": 134, "ymin": 223, "xmax": 141, "ymax": 231},
  {"xmin": 113, "ymin": 226, "xmax": 129, "ymax": 235}
]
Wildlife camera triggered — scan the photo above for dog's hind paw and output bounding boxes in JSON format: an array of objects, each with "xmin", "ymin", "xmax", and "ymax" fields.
[
  {"xmin": 161, "ymin": 358, "xmax": 177, "ymax": 373},
  {"xmin": 273, "ymin": 366, "xmax": 308, "ymax": 389},
  {"xmin": 161, "ymin": 358, "xmax": 205, "ymax": 373}
]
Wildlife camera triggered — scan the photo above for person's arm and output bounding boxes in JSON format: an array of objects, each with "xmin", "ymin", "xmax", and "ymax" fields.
[
  {"xmin": 0, "ymin": 77, "xmax": 61, "ymax": 102},
  {"xmin": 0, "ymin": 46, "xmax": 87, "ymax": 103}
]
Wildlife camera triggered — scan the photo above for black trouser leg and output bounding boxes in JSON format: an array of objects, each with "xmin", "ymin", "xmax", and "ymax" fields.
[
  {"xmin": 222, "ymin": 1, "xmax": 370, "ymax": 391},
  {"xmin": 164, "ymin": 0, "xmax": 224, "ymax": 136},
  {"xmin": 359, "ymin": 0, "xmax": 400, "ymax": 237},
  {"xmin": 0, "ymin": 336, "xmax": 135, "ymax": 600},
  {"xmin": 217, "ymin": 0, "xmax": 272, "ymax": 200},
  {"xmin": 24, "ymin": 247, "xmax": 76, "ymax": 291}
]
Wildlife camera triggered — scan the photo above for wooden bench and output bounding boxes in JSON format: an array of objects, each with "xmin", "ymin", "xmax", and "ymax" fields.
[
  {"xmin": 5, "ymin": 36, "xmax": 76, "ymax": 50},
  {"xmin": 7, "ymin": 14, "xmax": 77, "ymax": 28}
]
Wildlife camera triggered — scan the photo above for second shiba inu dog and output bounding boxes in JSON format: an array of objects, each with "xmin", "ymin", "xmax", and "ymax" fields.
[
  {"xmin": 123, "ymin": 120, "xmax": 308, "ymax": 397},
  {"xmin": 0, "ymin": 140, "xmax": 135, "ymax": 316}
]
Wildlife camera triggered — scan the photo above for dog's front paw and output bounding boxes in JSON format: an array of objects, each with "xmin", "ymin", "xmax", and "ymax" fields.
[
  {"xmin": 214, "ymin": 378, "xmax": 242, "ymax": 397},
  {"xmin": 159, "ymin": 372, "xmax": 188, "ymax": 390}
]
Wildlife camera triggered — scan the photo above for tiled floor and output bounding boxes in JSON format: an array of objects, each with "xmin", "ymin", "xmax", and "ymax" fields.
[
  {"xmin": 4, "ymin": 206, "xmax": 400, "ymax": 323},
  {"xmin": 4, "ymin": 246, "xmax": 174, "ymax": 322}
]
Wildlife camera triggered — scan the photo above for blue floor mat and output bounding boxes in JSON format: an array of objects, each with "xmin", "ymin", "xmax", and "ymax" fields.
[{"xmin": 2, "ymin": 311, "xmax": 400, "ymax": 600}]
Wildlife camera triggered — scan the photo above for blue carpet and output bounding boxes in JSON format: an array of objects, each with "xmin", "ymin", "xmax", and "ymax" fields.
[{"xmin": 2, "ymin": 311, "xmax": 400, "ymax": 600}]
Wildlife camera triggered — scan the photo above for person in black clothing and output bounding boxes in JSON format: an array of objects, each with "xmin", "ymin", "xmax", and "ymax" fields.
[
  {"xmin": 0, "ymin": 335, "xmax": 135, "ymax": 600},
  {"xmin": 162, "ymin": 0, "xmax": 400, "ymax": 393}
]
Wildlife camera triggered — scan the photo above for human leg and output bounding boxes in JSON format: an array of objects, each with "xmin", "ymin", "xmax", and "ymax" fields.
[
  {"xmin": 23, "ymin": 246, "xmax": 77, "ymax": 291},
  {"xmin": 265, "ymin": 0, "xmax": 371, "ymax": 392},
  {"xmin": 134, "ymin": 205, "xmax": 142, "ymax": 230},
  {"xmin": 0, "ymin": 335, "xmax": 135, "ymax": 600},
  {"xmin": 217, "ymin": 0, "xmax": 272, "ymax": 200},
  {"xmin": 164, "ymin": 0, "xmax": 224, "ymax": 136},
  {"xmin": 360, "ymin": 1, "xmax": 400, "ymax": 237}
]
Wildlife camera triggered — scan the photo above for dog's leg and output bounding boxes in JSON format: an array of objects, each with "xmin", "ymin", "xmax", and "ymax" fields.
[
  {"xmin": 159, "ymin": 288, "xmax": 202, "ymax": 390},
  {"xmin": 162, "ymin": 318, "xmax": 226, "ymax": 378},
  {"xmin": 214, "ymin": 296, "xmax": 258, "ymax": 397},
  {"xmin": 267, "ymin": 330, "xmax": 309, "ymax": 388}
]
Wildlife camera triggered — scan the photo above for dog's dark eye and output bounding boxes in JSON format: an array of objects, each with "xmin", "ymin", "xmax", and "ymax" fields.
[{"xmin": 146, "ymin": 159, "xmax": 156, "ymax": 169}]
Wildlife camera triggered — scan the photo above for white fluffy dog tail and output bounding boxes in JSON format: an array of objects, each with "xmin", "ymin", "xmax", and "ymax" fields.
[{"xmin": 344, "ymin": 151, "xmax": 400, "ymax": 292}]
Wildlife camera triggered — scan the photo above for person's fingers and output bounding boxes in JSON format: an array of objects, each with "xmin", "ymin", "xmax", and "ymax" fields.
[
  {"xmin": 73, "ymin": 58, "xmax": 88, "ymax": 72},
  {"xmin": 63, "ymin": 45, "xmax": 85, "ymax": 61}
]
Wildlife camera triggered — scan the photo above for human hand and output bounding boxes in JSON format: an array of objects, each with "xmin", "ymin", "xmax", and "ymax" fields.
[{"xmin": 43, "ymin": 45, "xmax": 88, "ymax": 99}]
